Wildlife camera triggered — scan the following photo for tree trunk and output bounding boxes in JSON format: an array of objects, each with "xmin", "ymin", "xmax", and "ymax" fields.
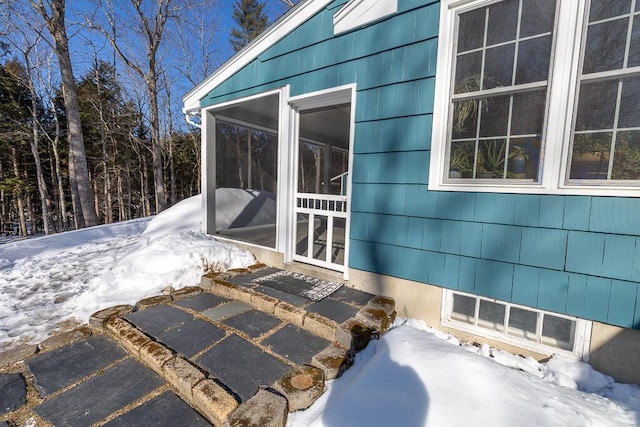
[
  {"xmin": 117, "ymin": 166, "xmax": 125, "ymax": 221},
  {"xmin": 147, "ymin": 71, "xmax": 167, "ymax": 213},
  {"xmin": 50, "ymin": 100, "xmax": 69, "ymax": 231},
  {"xmin": 141, "ymin": 155, "xmax": 151, "ymax": 217},
  {"xmin": 26, "ymin": 59, "xmax": 52, "ymax": 235},
  {"xmin": 11, "ymin": 146, "xmax": 27, "ymax": 237},
  {"xmin": 25, "ymin": 185, "xmax": 35, "ymax": 235},
  {"xmin": 36, "ymin": 0, "xmax": 98, "ymax": 227},
  {"xmin": 126, "ymin": 165, "xmax": 132, "ymax": 220},
  {"xmin": 236, "ymin": 133, "xmax": 244, "ymax": 188}
]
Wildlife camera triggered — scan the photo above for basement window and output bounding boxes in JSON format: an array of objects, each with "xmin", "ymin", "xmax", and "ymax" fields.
[{"xmin": 443, "ymin": 290, "xmax": 592, "ymax": 358}]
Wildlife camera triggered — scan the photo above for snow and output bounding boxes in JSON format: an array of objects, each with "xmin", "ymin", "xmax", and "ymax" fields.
[
  {"xmin": 0, "ymin": 195, "xmax": 254, "ymax": 349},
  {"xmin": 2, "ymin": 192, "xmax": 640, "ymax": 425},
  {"xmin": 289, "ymin": 319, "xmax": 640, "ymax": 427}
]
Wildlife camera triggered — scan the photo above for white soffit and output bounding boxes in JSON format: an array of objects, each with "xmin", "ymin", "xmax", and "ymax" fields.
[
  {"xmin": 182, "ymin": 0, "xmax": 334, "ymax": 113},
  {"xmin": 333, "ymin": 0, "xmax": 398, "ymax": 35}
]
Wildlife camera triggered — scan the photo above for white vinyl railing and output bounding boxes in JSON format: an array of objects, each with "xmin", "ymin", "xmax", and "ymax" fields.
[{"xmin": 293, "ymin": 192, "xmax": 348, "ymax": 272}]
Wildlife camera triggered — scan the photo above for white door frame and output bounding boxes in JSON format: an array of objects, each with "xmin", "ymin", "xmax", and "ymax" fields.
[
  {"xmin": 200, "ymin": 86, "xmax": 291, "ymax": 251},
  {"xmin": 286, "ymin": 84, "xmax": 356, "ymax": 279}
]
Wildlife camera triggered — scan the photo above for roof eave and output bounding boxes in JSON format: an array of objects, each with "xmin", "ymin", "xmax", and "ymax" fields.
[{"xmin": 182, "ymin": 0, "xmax": 334, "ymax": 112}]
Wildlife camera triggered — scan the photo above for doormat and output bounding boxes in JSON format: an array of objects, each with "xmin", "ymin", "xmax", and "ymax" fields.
[{"xmin": 253, "ymin": 271, "xmax": 343, "ymax": 302}]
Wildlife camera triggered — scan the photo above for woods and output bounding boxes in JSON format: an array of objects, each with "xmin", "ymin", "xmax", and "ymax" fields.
[{"xmin": 0, "ymin": 0, "xmax": 295, "ymax": 238}]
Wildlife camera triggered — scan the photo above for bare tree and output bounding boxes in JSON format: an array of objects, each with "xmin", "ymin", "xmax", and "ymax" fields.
[
  {"xmin": 94, "ymin": 0, "xmax": 195, "ymax": 213},
  {"xmin": 28, "ymin": 0, "xmax": 99, "ymax": 227},
  {"xmin": 1, "ymin": 12, "xmax": 54, "ymax": 234}
]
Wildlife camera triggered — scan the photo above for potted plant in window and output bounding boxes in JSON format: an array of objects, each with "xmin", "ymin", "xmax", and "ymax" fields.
[
  {"xmin": 477, "ymin": 140, "xmax": 506, "ymax": 178},
  {"xmin": 449, "ymin": 144, "xmax": 474, "ymax": 178}
]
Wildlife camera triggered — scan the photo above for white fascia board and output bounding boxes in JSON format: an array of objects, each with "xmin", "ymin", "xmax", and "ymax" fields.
[
  {"xmin": 333, "ymin": 0, "xmax": 398, "ymax": 35},
  {"xmin": 182, "ymin": 0, "xmax": 334, "ymax": 113}
]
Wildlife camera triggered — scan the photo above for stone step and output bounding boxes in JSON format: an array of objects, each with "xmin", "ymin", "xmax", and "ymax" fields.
[{"xmin": 0, "ymin": 265, "xmax": 395, "ymax": 427}]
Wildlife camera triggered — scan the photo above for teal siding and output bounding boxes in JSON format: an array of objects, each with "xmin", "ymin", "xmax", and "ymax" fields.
[{"xmin": 199, "ymin": 0, "xmax": 640, "ymax": 329}]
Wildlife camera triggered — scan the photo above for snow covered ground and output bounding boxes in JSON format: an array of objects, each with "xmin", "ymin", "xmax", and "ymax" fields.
[
  {"xmin": 1, "ymin": 194, "xmax": 640, "ymax": 425},
  {"xmin": 0, "ymin": 195, "xmax": 255, "ymax": 348}
]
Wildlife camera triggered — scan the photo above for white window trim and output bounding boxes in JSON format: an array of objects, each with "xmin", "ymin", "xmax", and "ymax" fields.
[
  {"xmin": 441, "ymin": 290, "xmax": 592, "ymax": 359},
  {"xmin": 429, "ymin": 0, "xmax": 640, "ymax": 197},
  {"xmin": 333, "ymin": 0, "xmax": 398, "ymax": 35}
]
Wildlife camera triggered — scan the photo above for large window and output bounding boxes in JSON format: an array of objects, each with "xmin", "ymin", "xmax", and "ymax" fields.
[
  {"xmin": 569, "ymin": 1, "xmax": 640, "ymax": 182},
  {"xmin": 430, "ymin": 0, "xmax": 640, "ymax": 196}
]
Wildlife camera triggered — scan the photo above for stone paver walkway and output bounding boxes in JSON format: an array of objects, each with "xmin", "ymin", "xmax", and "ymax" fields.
[{"xmin": 0, "ymin": 264, "xmax": 396, "ymax": 426}]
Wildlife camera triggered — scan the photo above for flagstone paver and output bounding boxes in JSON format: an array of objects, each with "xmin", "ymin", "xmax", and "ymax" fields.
[
  {"xmin": 202, "ymin": 300, "xmax": 252, "ymax": 321},
  {"xmin": 306, "ymin": 298, "xmax": 360, "ymax": 324},
  {"xmin": 328, "ymin": 286, "xmax": 375, "ymax": 307},
  {"xmin": 262, "ymin": 324, "xmax": 330, "ymax": 365},
  {"xmin": 104, "ymin": 391, "xmax": 211, "ymax": 426},
  {"xmin": 173, "ymin": 292, "xmax": 230, "ymax": 312},
  {"xmin": 34, "ymin": 358, "xmax": 165, "ymax": 426},
  {"xmin": 27, "ymin": 335, "xmax": 126, "ymax": 396},
  {"xmin": 125, "ymin": 304, "xmax": 193, "ymax": 335},
  {"xmin": 3, "ymin": 265, "xmax": 394, "ymax": 427},
  {"xmin": 155, "ymin": 318, "xmax": 226, "ymax": 358},
  {"xmin": 221, "ymin": 309, "xmax": 282, "ymax": 338},
  {"xmin": 0, "ymin": 374, "xmax": 26, "ymax": 416},
  {"xmin": 197, "ymin": 334, "xmax": 291, "ymax": 403}
]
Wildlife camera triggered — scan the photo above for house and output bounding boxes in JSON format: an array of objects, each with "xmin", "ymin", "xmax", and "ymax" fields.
[{"xmin": 183, "ymin": 0, "xmax": 640, "ymax": 384}]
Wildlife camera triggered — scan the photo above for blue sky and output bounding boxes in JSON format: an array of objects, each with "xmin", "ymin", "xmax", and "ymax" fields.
[{"xmin": 61, "ymin": 0, "xmax": 292, "ymax": 128}]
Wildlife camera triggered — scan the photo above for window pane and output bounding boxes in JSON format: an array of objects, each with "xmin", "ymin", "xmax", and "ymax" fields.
[
  {"xmin": 455, "ymin": 52, "xmax": 483, "ymax": 93},
  {"xmin": 515, "ymin": 36, "xmax": 552, "ymax": 84},
  {"xmin": 589, "ymin": 0, "xmax": 631, "ymax": 22},
  {"xmin": 508, "ymin": 138, "xmax": 541, "ymax": 179},
  {"xmin": 487, "ymin": 0, "xmax": 518, "ymax": 45},
  {"xmin": 215, "ymin": 121, "xmax": 278, "ymax": 248},
  {"xmin": 575, "ymin": 80, "xmax": 618, "ymax": 131},
  {"xmin": 507, "ymin": 307, "xmax": 538, "ymax": 341},
  {"xmin": 458, "ymin": 8, "xmax": 486, "ymax": 52},
  {"xmin": 480, "ymin": 96, "xmax": 510, "ymax": 137},
  {"xmin": 451, "ymin": 100, "xmax": 479, "ymax": 139},
  {"xmin": 570, "ymin": 133, "xmax": 612, "ymax": 179},
  {"xmin": 629, "ymin": 16, "xmax": 640, "ymax": 67},
  {"xmin": 298, "ymin": 142, "xmax": 324, "ymax": 193},
  {"xmin": 521, "ymin": 0, "xmax": 556, "ymax": 37},
  {"xmin": 612, "ymin": 131, "xmax": 640, "ymax": 180},
  {"xmin": 452, "ymin": 294, "xmax": 476, "ymax": 323},
  {"xmin": 618, "ymin": 76, "xmax": 640, "ymax": 129},
  {"xmin": 330, "ymin": 149, "xmax": 348, "ymax": 195},
  {"xmin": 542, "ymin": 315, "xmax": 575, "ymax": 351},
  {"xmin": 583, "ymin": 18, "xmax": 628, "ymax": 73},
  {"xmin": 478, "ymin": 300, "xmax": 506, "ymax": 332},
  {"xmin": 511, "ymin": 90, "xmax": 546, "ymax": 135},
  {"xmin": 485, "ymin": 44, "xmax": 515, "ymax": 88},
  {"xmin": 449, "ymin": 141, "xmax": 476, "ymax": 178},
  {"xmin": 478, "ymin": 140, "xmax": 507, "ymax": 178}
]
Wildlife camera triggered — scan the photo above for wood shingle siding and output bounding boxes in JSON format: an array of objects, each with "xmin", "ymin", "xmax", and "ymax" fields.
[{"xmin": 198, "ymin": 0, "xmax": 640, "ymax": 330}]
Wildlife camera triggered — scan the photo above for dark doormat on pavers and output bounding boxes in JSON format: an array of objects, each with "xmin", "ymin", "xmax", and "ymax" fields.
[{"xmin": 253, "ymin": 271, "xmax": 343, "ymax": 302}]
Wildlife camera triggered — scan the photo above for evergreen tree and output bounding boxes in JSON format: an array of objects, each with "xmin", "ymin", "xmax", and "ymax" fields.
[{"xmin": 229, "ymin": 0, "xmax": 268, "ymax": 52}]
